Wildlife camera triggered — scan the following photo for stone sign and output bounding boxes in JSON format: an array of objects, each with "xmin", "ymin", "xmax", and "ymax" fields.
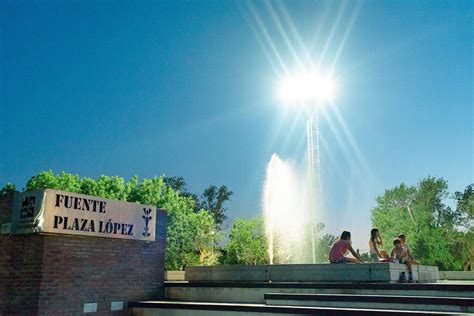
[{"xmin": 10, "ymin": 189, "xmax": 157, "ymax": 241}]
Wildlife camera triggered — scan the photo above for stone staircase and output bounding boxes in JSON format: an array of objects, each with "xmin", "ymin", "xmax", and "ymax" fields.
[
  {"xmin": 129, "ymin": 281, "xmax": 474, "ymax": 315},
  {"xmin": 129, "ymin": 264, "xmax": 474, "ymax": 315},
  {"xmin": 264, "ymin": 292, "xmax": 473, "ymax": 313}
]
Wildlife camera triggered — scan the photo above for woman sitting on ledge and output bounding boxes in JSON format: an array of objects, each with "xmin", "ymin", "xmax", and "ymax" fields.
[
  {"xmin": 369, "ymin": 228, "xmax": 389, "ymax": 262},
  {"xmin": 329, "ymin": 231, "xmax": 364, "ymax": 263}
]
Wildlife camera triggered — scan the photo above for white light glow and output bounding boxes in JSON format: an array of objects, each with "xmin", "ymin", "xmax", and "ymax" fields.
[
  {"xmin": 278, "ymin": 72, "xmax": 336, "ymax": 104},
  {"xmin": 263, "ymin": 154, "xmax": 311, "ymax": 264}
]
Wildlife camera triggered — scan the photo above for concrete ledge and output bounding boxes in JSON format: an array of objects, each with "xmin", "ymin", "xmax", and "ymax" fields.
[
  {"xmin": 165, "ymin": 271, "xmax": 186, "ymax": 281},
  {"xmin": 129, "ymin": 301, "xmax": 465, "ymax": 315},
  {"xmin": 264, "ymin": 293, "xmax": 474, "ymax": 305},
  {"xmin": 439, "ymin": 271, "xmax": 474, "ymax": 280},
  {"xmin": 166, "ymin": 281, "xmax": 474, "ymax": 292},
  {"xmin": 267, "ymin": 264, "xmax": 371, "ymax": 282},
  {"xmin": 185, "ymin": 263, "xmax": 439, "ymax": 283},
  {"xmin": 186, "ymin": 265, "xmax": 268, "ymax": 282},
  {"xmin": 167, "ymin": 281, "xmax": 474, "ymax": 290},
  {"xmin": 416, "ymin": 265, "xmax": 439, "ymax": 282},
  {"xmin": 264, "ymin": 293, "xmax": 474, "ymax": 313},
  {"xmin": 165, "ymin": 282, "xmax": 474, "ymax": 304}
]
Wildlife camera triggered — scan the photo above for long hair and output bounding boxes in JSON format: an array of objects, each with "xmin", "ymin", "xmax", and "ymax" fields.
[
  {"xmin": 370, "ymin": 228, "xmax": 379, "ymax": 244},
  {"xmin": 340, "ymin": 231, "xmax": 351, "ymax": 240}
]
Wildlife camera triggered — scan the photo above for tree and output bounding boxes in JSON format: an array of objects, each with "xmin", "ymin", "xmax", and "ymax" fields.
[
  {"xmin": 200, "ymin": 185, "xmax": 233, "ymax": 228},
  {"xmin": 371, "ymin": 183, "xmax": 419, "ymax": 253},
  {"xmin": 26, "ymin": 171, "xmax": 82, "ymax": 193},
  {"xmin": 22, "ymin": 171, "xmax": 220, "ymax": 270},
  {"xmin": 371, "ymin": 177, "xmax": 468, "ymax": 270},
  {"xmin": 163, "ymin": 176, "xmax": 187, "ymax": 192},
  {"xmin": 452, "ymin": 184, "xmax": 474, "ymax": 270},
  {"xmin": 0, "ymin": 183, "xmax": 17, "ymax": 197},
  {"xmin": 315, "ymin": 232, "xmax": 337, "ymax": 263},
  {"xmin": 162, "ymin": 177, "xmax": 234, "ymax": 226},
  {"xmin": 160, "ymin": 187, "xmax": 220, "ymax": 270},
  {"xmin": 224, "ymin": 217, "xmax": 269, "ymax": 265},
  {"xmin": 453, "ymin": 184, "xmax": 474, "ymax": 228}
]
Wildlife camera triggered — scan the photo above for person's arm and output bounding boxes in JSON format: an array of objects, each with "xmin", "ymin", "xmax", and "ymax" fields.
[
  {"xmin": 406, "ymin": 246, "xmax": 414, "ymax": 261},
  {"xmin": 390, "ymin": 248, "xmax": 395, "ymax": 259},
  {"xmin": 348, "ymin": 244, "xmax": 363, "ymax": 263},
  {"xmin": 378, "ymin": 236, "xmax": 384, "ymax": 246},
  {"xmin": 371, "ymin": 240, "xmax": 382, "ymax": 258}
]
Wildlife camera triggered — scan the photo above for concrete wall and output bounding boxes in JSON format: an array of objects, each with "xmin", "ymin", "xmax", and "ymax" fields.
[
  {"xmin": 439, "ymin": 271, "xmax": 474, "ymax": 280},
  {"xmin": 186, "ymin": 263, "xmax": 439, "ymax": 283},
  {"xmin": 0, "ymin": 192, "xmax": 167, "ymax": 315},
  {"xmin": 165, "ymin": 271, "xmax": 186, "ymax": 281}
]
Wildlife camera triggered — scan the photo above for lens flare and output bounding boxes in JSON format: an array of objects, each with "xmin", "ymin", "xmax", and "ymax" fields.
[{"xmin": 278, "ymin": 72, "xmax": 337, "ymax": 104}]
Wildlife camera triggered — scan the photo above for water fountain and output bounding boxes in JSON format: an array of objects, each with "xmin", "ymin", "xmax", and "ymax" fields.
[{"xmin": 262, "ymin": 154, "xmax": 313, "ymax": 264}]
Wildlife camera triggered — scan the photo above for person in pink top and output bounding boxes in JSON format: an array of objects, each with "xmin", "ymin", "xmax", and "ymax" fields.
[{"xmin": 329, "ymin": 231, "xmax": 364, "ymax": 263}]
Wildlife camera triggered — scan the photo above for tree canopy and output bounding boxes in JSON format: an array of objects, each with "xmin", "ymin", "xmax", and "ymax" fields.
[
  {"xmin": 371, "ymin": 177, "xmax": 473, "ymax": 270},
  {"xmin": 199, "ymin": 185, "xmax": 233, "ymax": 228},
  {"xmin": 224, "ymin": 216, "xmax": 269, "ymax": 265}
]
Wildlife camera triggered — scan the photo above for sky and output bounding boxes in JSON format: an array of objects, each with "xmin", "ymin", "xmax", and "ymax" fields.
[{"xmin": 1, "ymin": 0, "xmax": 472, "ymax": 250}]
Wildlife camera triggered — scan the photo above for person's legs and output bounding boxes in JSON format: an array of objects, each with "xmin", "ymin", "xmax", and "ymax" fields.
[
  {"xmin": 405, "ymin": 261, "xmax": 414, "ymax": 282},
  {"xmin": 345, "ymin": 257, "xmax": 358, "ymax": 263}
]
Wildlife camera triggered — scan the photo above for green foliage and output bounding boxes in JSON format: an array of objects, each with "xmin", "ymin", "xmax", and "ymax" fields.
[
  {"xmin": 164, "ymin": 177, "xmax": 232, "ymax": 229},
  {"xmin": 371, "ymin": 177, "xmax": 472, "ymax": 270},
  {"xmin": 200, "ymin": 185, "xmax": 233, "ymax": 228},
  {"xmin": 315, "ymin": 233, "xmax": 337, "ymax": 263},
  {"xmin": 452, "ymin": 184, "xmax": 474, "ymax": 270},
  {"xmin": 82, "ymin": 176, "xmax": 128, "ymax": 200},
  {"xmin": 163, "ymin": 176, "xmax": 200, "ymax": 206},
  {"xmin": 359, "ymin": 251, "xmax": 371, "ymax": 262},
  {"xmin": 26, "ymin": 171, "xmax": 82, "ymax": 193},
  {"xmin": 0, "ymin": 183, "xmax": 17, "ymax": 196},
  {"xmin": 163, "ymin": 176, "xmax": 187, "ymax": 193},
  {"xmin": 453, "ymin": 184, "xmax": 474, "ymax": 228},
  {"xmin": 164, "ymin": 194, "xmax": 220, "ymax": 270},
  {"xmin": 224, "ymin": 216, "xmax": 269, "ymax": 265},
  {"xmin": 23, "ymin": 171, "xmax": 220, "ymax": 270}
]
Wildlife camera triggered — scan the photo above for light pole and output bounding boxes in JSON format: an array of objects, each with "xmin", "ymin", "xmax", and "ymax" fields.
[{"xmin": 278, "ymin": 71, "xmax": 336, "ymax": 263}]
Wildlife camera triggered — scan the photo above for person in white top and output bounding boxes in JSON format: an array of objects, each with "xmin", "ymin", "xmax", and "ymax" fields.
[
  {"xmin": 390, "ymin": 238, "xmax": 413, "ymax": 282},
  {"xmin": 398, "ymin": 234, "xmax": 420, "ymax": 265},
  {"xmin": 368, "ymin": 228, "xmax": 387, "ymax": 262}
]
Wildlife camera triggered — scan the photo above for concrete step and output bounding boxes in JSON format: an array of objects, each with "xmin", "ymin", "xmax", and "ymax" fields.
[
  {"xmin": 129, "ymin": 300, "xmax": 470, "ymax": 315},
  {"xmin": 264, "ymin": 293, "xmax": 474, "ymax": 313},
  {"xmin": 185, "ymin": 263, "xmax": 439, "ymax": 283},
  {"xmin": 165, "ymin": 282, "xmax": 474, "ymax": 304}
]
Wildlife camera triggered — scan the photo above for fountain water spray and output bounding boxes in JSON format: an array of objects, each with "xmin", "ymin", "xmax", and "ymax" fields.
[{"xmin": 263, "ymin": 154, "xmax": 313, "ymax": 264}]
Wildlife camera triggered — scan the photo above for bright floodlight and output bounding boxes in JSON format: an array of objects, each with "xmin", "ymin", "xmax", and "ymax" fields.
[{"xmin": 278, "ymin": 72, "xmax": 336, "ymax": 104}]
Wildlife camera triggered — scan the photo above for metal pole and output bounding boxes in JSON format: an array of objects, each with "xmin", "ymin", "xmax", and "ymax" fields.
[
  {"xmin": 314, "ymin": 107, "xmax": 322, "ymax": 223},
  {"xmin": 307, "ymin": 116, "xmax": 316, "ymax": 264}
]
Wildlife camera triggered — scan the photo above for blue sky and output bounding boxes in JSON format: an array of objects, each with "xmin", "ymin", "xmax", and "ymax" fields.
[{"xmin": 1, "ymin": 0, "xmax": 472, "ymax": 250}]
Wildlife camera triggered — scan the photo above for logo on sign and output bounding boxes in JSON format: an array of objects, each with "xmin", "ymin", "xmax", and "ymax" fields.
[
  {"xmin": 20, "ymin": 196, "xmax": 36, "ymax": 219},
  {"xmin": 142, "ymin": 208, "xmax": 152, "ymax": 237}
]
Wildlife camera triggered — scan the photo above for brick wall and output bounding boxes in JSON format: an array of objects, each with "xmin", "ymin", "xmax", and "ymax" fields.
[
  {"xmin": 3, "ymin": 235, "xmax": 45, "ymax": 315},
  {"xmin": 0, "ymin": 194, "xmax": 167, "ymax": 315},
  {"xmin": 0, "ymin": 191, "xmax": 14, "ymax": 225}
]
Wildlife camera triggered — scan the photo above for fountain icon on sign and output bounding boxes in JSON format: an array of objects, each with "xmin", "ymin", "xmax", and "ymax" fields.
[{"xmin": 142, "ymin": 208, "xmax": 152, "ymax": 237}]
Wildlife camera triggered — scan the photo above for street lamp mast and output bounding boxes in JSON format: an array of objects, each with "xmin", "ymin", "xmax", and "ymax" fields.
[
  {"xmin": 278, "ymin": 71, "xmax": 335, "ymax": 263},
  {"xmin": 307, "ymin": 110, "xmax": 322, "ymax": 263}
]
